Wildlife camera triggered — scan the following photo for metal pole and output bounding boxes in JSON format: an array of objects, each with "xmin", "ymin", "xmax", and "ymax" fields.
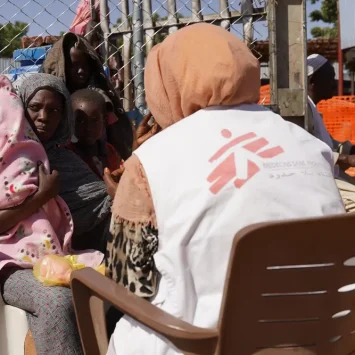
[
  {"xmin": 337, "ymin": 0, "xmax": 344, "ymax": 95},
  {"xmin": 143, "ymin": 0, "xmax": 154, "ymax": 55},
  {"xmin": 167, "ymin": 0, "xmax": 178, "ymax": 34},
  {"xmin": 192, "ymin": 0, "xmax": 203, "ymax": 22},
  {"xmin": 90, "ymin": 0, "xmax": 95, "ymax": 19},
  {"xmin": 267, "ymin": 0, "xmax": 278, "ymax": 108},
  {"xmin": 120, "ymin": 0, "xmax": 133, "ymax": 111},
  {"xmin": 219, "ymin": 0, "xmax": 230, "ymax": 30},
  {"xmin": 99, "ymin": 0, "xmax": 110, "ymax": 63},
  {"xmin": 241, "ymin": 0, "xmax": 253, "ymax": 46},
  {"xmin": 132, "ymin": 0, "xmax": 146, "ymax": 114}
]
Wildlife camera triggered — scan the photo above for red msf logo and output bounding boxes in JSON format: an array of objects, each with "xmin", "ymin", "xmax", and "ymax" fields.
[{"xmin": 207, "ymin": 129, "xmax": 284, "ymax": 194}]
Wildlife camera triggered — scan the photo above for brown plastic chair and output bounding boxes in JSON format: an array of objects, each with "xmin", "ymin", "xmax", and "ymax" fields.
[
  {"xmin": 71, "ymin": 213, "xmax": 355, "ymax": 355},
  {"xmin": 25, "ymin": 330, "xmax": 37, "ymax": 355}
]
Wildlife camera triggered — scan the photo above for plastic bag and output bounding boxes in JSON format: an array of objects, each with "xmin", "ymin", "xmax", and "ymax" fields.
[{"xmin": 33, "ymin": 254, "xmax": 105, "ymax": 287}]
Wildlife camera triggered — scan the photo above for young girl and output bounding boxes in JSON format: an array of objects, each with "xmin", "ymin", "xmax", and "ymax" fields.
[
  {"xmin": 0, "ymin": 75, "xmax": 103, "ymax": 355},
  {"xmin": 67, "ymin": 88, "xmax": 123, "ymax": 179}
]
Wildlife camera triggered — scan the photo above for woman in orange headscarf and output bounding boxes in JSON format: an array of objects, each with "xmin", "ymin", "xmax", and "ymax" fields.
[{"xmin": 106, "ymin": 23, "xmax": 344, "ymax": 354}]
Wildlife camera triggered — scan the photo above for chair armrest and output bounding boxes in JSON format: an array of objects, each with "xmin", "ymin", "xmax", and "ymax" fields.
[{"xmin": 71, "ymin": 268, "xmax": 218, "ymax": 355}]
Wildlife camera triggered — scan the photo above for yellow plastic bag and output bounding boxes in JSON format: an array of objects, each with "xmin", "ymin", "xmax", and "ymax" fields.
[{"xmin": 33, "ymin": 254, "xmax": 105, "ymax": 287}]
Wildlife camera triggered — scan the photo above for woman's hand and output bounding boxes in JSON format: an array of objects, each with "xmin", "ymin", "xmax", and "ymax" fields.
[
  {"xmin": 38, "ymin": 164, "xmax": 60, "ymax": 200},
  {"xmin": 134, "ymin": 113, "xmax": 160, "ymax": 149},
  {"xmin": 103, "ymin": 168, "xmax": 120, "ymax": 199},
  {"xmin": 103, "ymin": 163, "xmax": 125, "ymax": 198},
  {"xmin": 110, "ymin": 163, "xmax": 125, "ymax": 183}
]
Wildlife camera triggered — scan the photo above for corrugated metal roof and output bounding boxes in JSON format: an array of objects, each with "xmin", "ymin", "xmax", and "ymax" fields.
[{"xmin": 0, "ymin": 58, "xmax": 20, "ymax": 74}]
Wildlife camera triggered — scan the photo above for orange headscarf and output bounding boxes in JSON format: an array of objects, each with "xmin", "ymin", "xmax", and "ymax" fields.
[
  {"xmin": 145, "ymin": 23, "xmax": 260, "ymax": 129},
  {"xmin": 113, "ymin": 23, "xmax": 260, "ymax": 226}
]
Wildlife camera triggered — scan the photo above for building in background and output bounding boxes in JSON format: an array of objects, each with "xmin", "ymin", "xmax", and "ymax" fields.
[{"xmin": 339, "ymin": 0, "xmax": 355, "ymax": 50}]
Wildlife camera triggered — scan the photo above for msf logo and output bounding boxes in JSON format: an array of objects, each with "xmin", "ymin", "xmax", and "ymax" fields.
[{"xmin": 207, "ymin": 129, "xmax": 284, "ymax": 194}]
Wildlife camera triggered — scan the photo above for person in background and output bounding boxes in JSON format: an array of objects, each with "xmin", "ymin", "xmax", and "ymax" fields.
[
  {"xmin": 69, "ymin": 0, "xmax": 100, "ymax": 37},
  {"xmin": 106, "ymin": 24, "xmax": 345, "ymax": 354},
  {"xmin": 0, "ymin": 75, "xmax": 103, "ymax": 355},
  {"xmin": 307, "ymin": 54, "xmax": 355, "ymax": 211},
  {"xmin": 307, "ymin": 54, "xmax": 355, "ymax": 170},
  {"xmin": 69, "ymin": 0, "xmax": 102, "ymax": 54},
  {"xmin": 67, "ymin": 88, "xmax": 123, "ymax": 179},
  {"xmin": 41, "ymin": 32, "xmax": 133, "ymax": 161}
]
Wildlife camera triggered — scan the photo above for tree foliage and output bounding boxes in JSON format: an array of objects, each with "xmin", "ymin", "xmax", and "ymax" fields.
[
  {"xmin": 311, "ymin": 26, "xmax": 337, "ymax": 39},
  {"xmin": 0, "ymin": 21, "xmax": 29, "ymax": 57},
  {"xmin": 308, "ymin": 0, "xmax": 337, "ymax": 39}
]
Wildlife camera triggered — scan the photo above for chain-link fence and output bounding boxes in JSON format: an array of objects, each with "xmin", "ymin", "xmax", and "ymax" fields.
[{"xmin": 0, "ymin": 0, "xmax": 268, "ymax": 113}]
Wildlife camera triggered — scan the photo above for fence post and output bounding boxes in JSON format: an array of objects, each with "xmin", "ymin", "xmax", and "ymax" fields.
[
  {"xmin": 100, "ymin": 0, "xmax": 110, "ymax": 63},
  {"xmin": 143, "ymin": 0, "xmax": 154, "ymax": 55},
  {"xmin": 120, "ymin": 0, "xmax": 133, "ymax": 111},
  {"xmin": 191, "ymin": 0, "xmax": 203, "ymax": 22},
  {"xmin": 219, "ymin": 0, "xmax": 230, "ymax": 30},
  {"xmin": 90, "ymin": 0, "xmax": 95, "ymax": 20},
  {"xmin": 241, "ymin": 0, "xmax": 253, "ymax": 45},
  {"xmin": 132, "ymin": 0, "xmax": 146, "ymax": 114},
  {"xmin": 268, "ymin": 0, "xmax": 308, "ymax": 130},
  {"xmin": 167, "ymin": 0, "xmax": 178, "ymax": 34}
]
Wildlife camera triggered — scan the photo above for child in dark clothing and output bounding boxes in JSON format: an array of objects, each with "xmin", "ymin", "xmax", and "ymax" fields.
[
  {"xmin": 43, "ymin": 33, "xmax": 133, "ymax": 160},
  {"xmin": 67, "ymin": 89, "xmax": 122, "ymax": 179}
]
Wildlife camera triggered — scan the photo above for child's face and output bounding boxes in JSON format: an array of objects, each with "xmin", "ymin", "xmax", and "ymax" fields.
[
  {"xmin": 66, "ymin": 47, "xmax": 92, "ymax": 91},
  {"xmin": 73, "ymin": 101, "xmax": 104, "ymax": 145}
]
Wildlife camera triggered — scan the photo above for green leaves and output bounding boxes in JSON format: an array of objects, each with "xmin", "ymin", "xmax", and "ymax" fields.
[
  {"xmin": 308, "ymin": 0, "xmax": 337, "ymax": 39},
  {"xmin": 0, "ymin": 21, "xmax": 29, "ymax": 57},
  {"xmin": 311, "ymin": 26, "xmax": 337, "ymax": 39}
]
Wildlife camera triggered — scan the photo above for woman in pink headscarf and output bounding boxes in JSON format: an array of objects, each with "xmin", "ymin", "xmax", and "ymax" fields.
[{"xmin": 0, "ymin": 75, "xmax": 102, "ymax": 355}]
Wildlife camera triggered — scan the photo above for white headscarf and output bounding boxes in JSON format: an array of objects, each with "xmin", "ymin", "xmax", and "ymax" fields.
[
  {"xmin": 306, "ymin": 54, "xmax": 334, "ymax": 152},
  {"xmin": 307, "ymin": 54, "xmax": 328, "ymax": 76}
]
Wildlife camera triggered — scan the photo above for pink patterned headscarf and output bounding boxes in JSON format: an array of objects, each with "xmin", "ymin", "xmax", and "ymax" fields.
[{"xmin": 0, "ymin": 76, "xmax": 103, "ymax": 269}]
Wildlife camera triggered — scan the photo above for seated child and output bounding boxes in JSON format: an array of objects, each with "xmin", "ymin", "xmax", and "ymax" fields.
[
  {"xmin": 67, "ymin": 89, "xmax": 122, "ymax": 179},
  {"xmin": 0, "ymin": 75, "xmax": 103, "ymax": 354}
]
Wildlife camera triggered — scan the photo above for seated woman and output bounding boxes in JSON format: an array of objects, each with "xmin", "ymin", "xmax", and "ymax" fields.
[
  {"xmin": 41, "ymin": 32, "xmax": 133, "ymax": 160},
  {"xmin": 106, "ymin": 24, "xmax": 345, "ymax": 354},
  {"xmin": 67, "ymin": 88, "xmax": 123, "ymax": 179},
  {"xmin": 19, "ymin": 73, "xmax": 115, "ymax": 252},
  {"xmin": 0, "ymin": 75, "xmax": 103, "ymax": 355}
]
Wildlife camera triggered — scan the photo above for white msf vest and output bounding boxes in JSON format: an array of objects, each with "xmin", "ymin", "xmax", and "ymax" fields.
[{"xmin": 111, "ymin": 104, "xmax": 345, "ymax": 355}]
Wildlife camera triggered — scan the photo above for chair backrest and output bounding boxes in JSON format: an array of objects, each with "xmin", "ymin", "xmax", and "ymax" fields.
[{"xmin": 218, "ymin": 213, "xmax": 355, "ymax": 355}]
